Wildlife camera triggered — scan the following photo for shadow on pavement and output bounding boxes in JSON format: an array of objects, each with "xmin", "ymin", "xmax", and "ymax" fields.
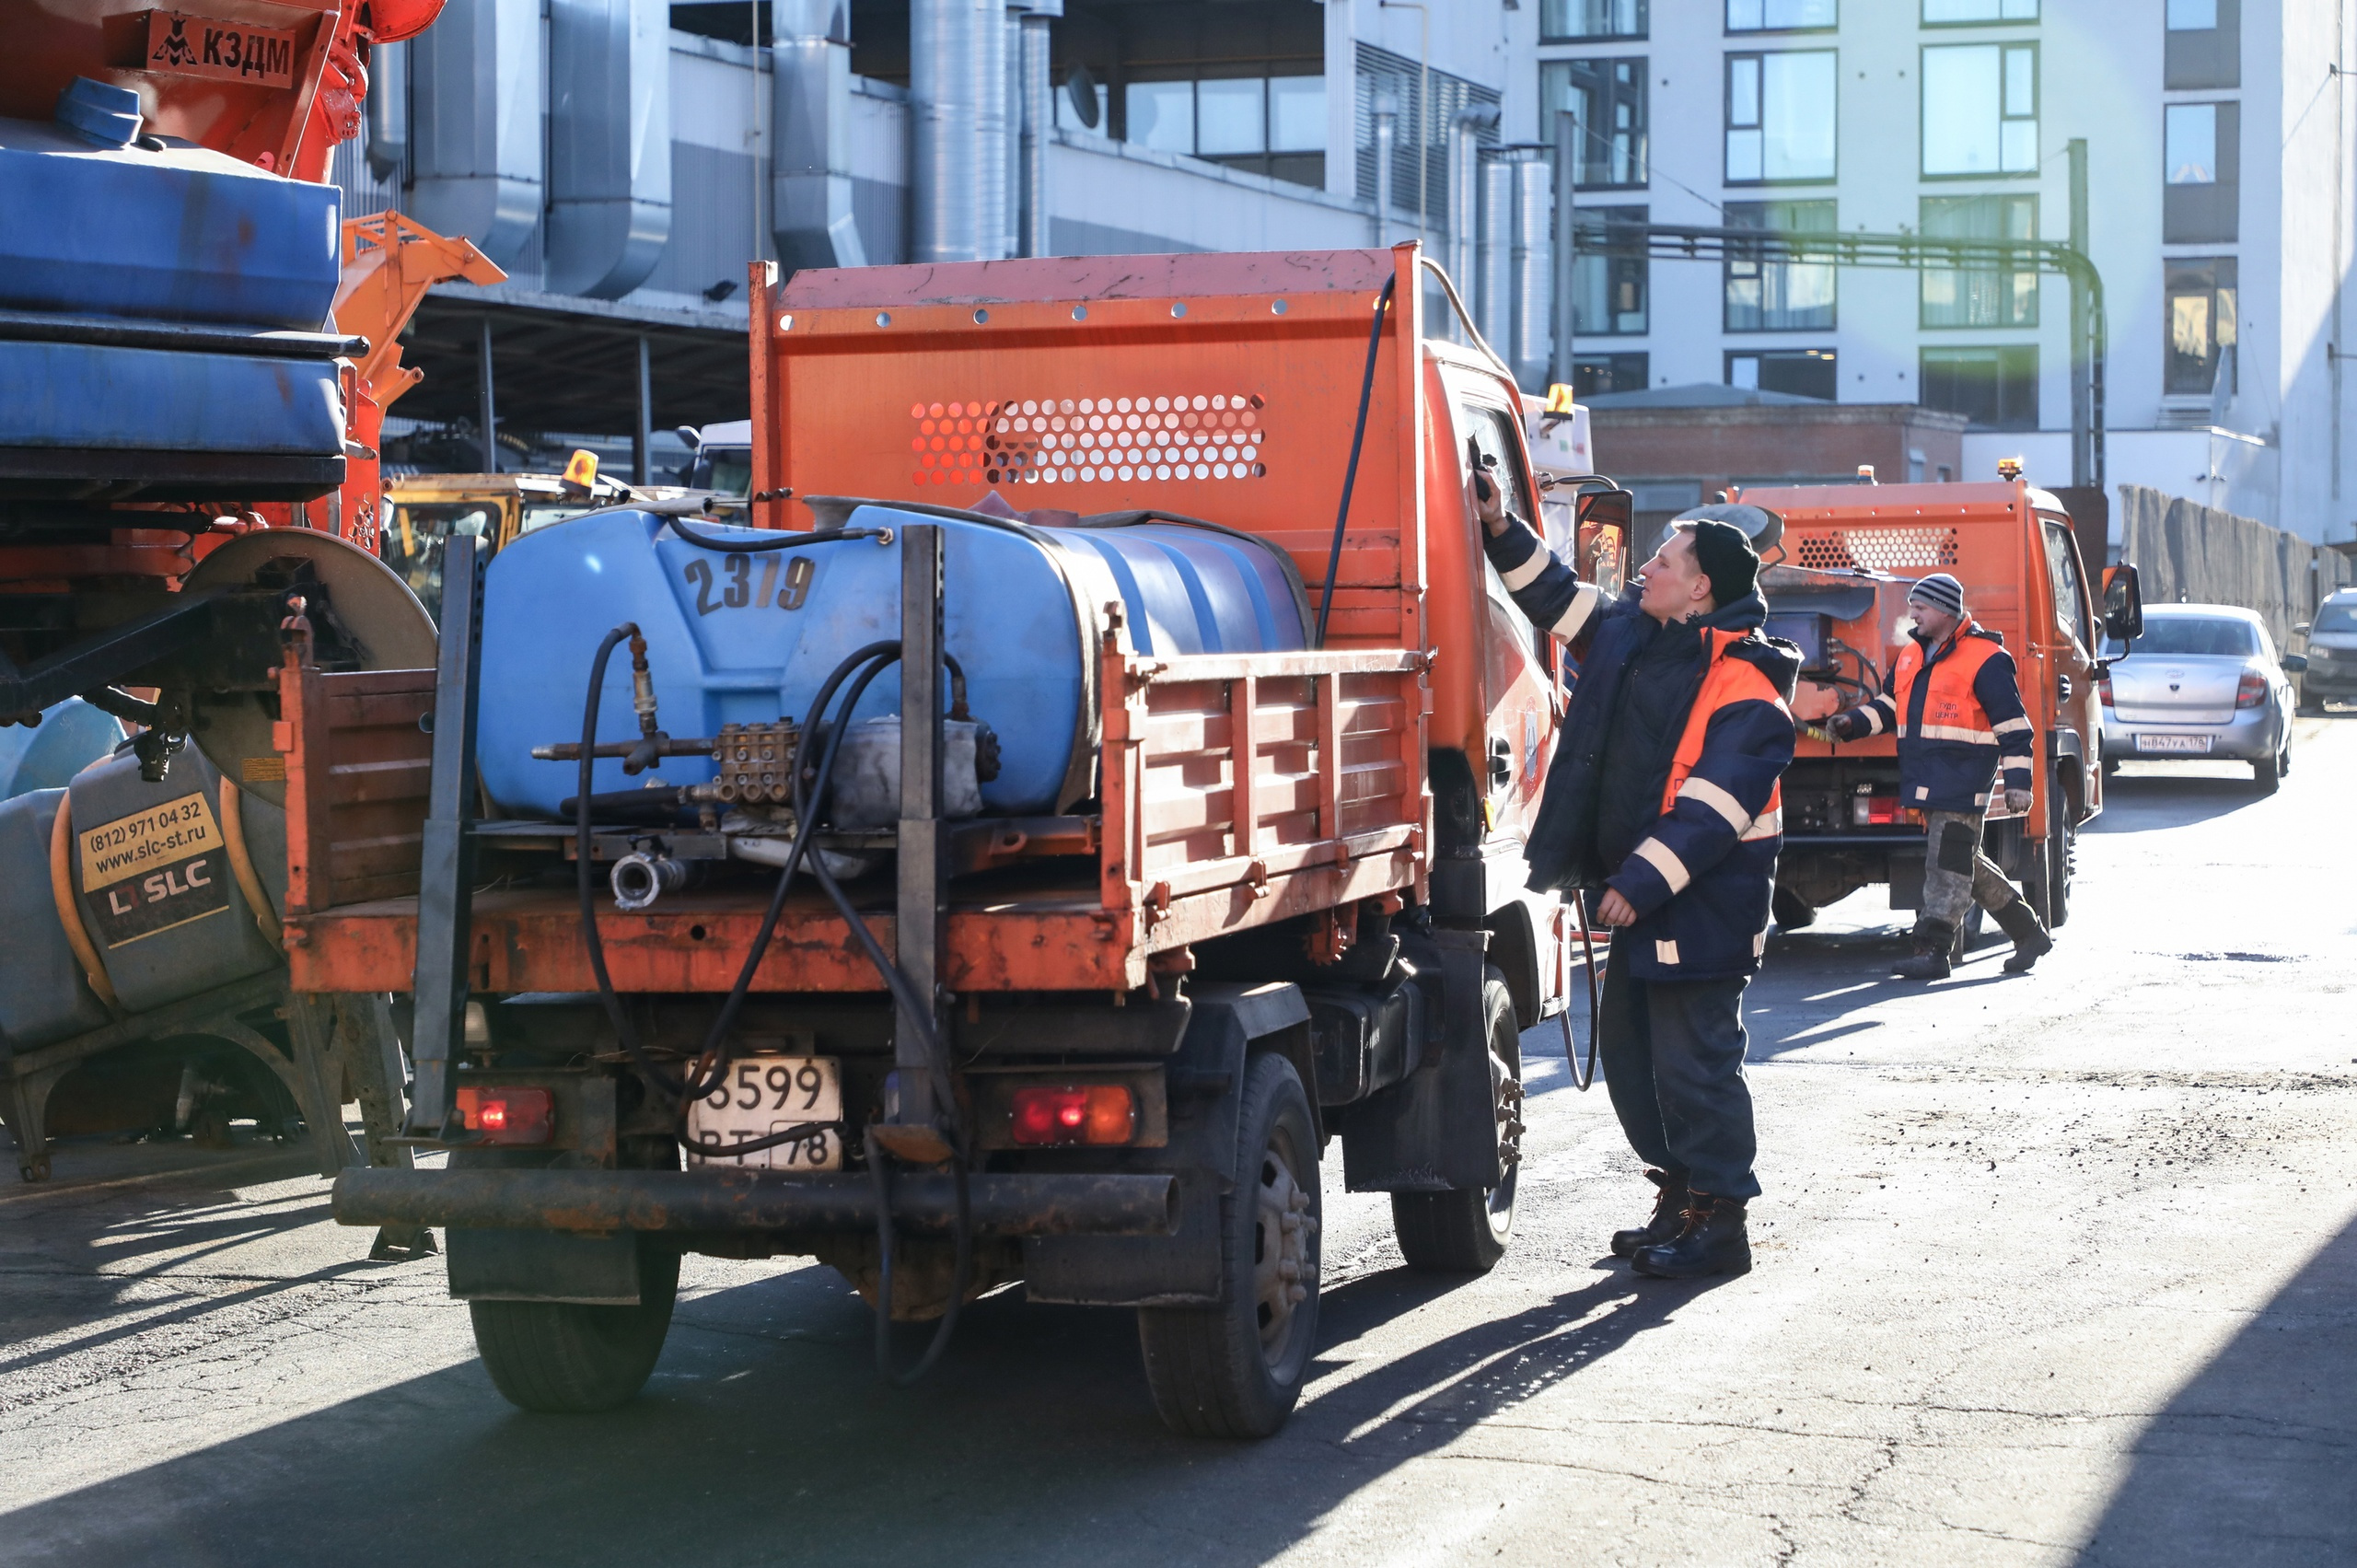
[
  {"xmin": 2086, "ymin": 772, "xmax": 2271, "ymax": 832},
  {"xmin": 0, "ymin": 1231, "xmax": 1721, "ymax": 1568},
  {"xmin": 2073, "ymin": 1214, "xmax": 2357, "ymax": 1566}
]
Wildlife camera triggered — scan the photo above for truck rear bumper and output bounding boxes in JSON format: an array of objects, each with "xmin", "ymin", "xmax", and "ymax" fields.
[{"xmin": 331, "ymin": 1167, "xmax": 1178, "ymax": 1237}]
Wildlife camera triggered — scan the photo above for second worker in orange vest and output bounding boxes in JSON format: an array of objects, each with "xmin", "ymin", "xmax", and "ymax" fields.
[{"xmin": 1827, "ymin": 573, "xmax": 2053, "ymax": 979}]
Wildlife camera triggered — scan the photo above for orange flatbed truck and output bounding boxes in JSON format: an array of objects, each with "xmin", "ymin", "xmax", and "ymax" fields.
[
  {"xmin": 309, "ymin": 245, "xmax": 1612, "ymax": 1435},
  {"xmin": 1746, "ymin": 478, "xmax": 2141, "ymax": 935}
]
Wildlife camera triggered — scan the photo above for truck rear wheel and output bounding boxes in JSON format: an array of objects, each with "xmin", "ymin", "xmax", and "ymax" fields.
[
  {"xmin": 469, "ymin": 1245, "xmax": 680, "ymax": 1413},
  {"xmin": 1137, "ymin": 1052, "xmax": 1321, "ymax": 1439},
  {"xmin": 2026, "ymin": 767, "xmax": 2074, "ymax": 929},
  {"xmin": 1390, "ymin": 972, "xmax": 1522, "ymax": 1272}
]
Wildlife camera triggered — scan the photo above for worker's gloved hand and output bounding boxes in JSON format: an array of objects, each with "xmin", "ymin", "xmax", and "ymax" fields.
[
  {"xmin": 1472, "ymin": 471, "xmax": 1507, "ymax": 538},
  {"xmin": 2003, "ymin": 787, "xmax": 2035, "ymax": 814}
]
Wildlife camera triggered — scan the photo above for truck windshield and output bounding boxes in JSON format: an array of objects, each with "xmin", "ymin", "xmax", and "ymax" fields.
[
  {"xmin": 2106, "ymin": 616, "xmax": 2260, "ymax": 658},
  {"xmin": 2315, "ymin": 602, "xmax": 2357, "ymax": 634},
  {"xmin": 705, "ymin": 447, "xmax": 753, "ymax": 498}
]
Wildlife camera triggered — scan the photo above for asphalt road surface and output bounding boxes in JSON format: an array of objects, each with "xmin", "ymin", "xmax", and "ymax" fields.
[{"xmin": 4, "ymin": 721, "xmax": 2351, "ymax": 1567}]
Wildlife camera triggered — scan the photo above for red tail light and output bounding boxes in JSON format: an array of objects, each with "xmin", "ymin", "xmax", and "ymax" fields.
[
  {"xmin": 455, "ymin": 1086, "xmax": 554, "ymax": 1144},
  {"xmin": 1009, "ymin": 1085, "xmax": 1137, "ymax": 1146},
  {"xmin": 1851, "ymin": 792, "xmax": 1904, "ymax": 827},
  {"xmin": 2097, "ymin": 674, "xmax": 2114, "ymax": 708},
  {"xmin": 2235, "ymin": 671, "xmax": 2267, "ymax": 709}
]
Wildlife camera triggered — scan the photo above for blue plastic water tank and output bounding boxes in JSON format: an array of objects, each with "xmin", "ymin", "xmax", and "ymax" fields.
[
  {"xmin": 477, "ymin": 504, "xmax": 1308, "ymax": 819},
  {"xmin": 0, "ymin": 699, "xmax": 124, "ymax": 799},
  {"xmin": 0, "ymin": 103, "xmax": 341, "ymax": 329}
]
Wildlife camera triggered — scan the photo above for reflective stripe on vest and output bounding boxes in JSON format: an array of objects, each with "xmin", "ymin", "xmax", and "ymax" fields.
[
  {"xmin": 1891, "ymin": 620, "xmax": 2003, "ymax": 745},
  {"xmin": 1659, "ymin": 627, "xmax": 1789, "ymax": 830}
]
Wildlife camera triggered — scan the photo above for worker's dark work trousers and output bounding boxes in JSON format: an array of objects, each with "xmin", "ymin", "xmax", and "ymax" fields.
[{"xmin": 1597, "ymin": 955, "xmax": 1761, "ymax": 1200}]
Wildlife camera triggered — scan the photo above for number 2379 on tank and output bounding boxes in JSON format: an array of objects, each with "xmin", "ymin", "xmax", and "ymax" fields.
[{"xmin": 686, "ymin": 1057, "xmax": 842, "ymax": 1169}]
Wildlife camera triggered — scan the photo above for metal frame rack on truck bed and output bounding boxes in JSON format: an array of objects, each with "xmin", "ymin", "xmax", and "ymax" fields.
[{"xmin": 315, "ymin": 245, "xmax": 1605, "ymax": 1435}]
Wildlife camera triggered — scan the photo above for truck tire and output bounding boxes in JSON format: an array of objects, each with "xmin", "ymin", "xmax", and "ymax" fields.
[
  {"xmin": 469, "ymin": 1244, "xmax": 680, "ymax": 1413},
  {"xmin": 2027, "ymin": 767, "xmax": 2074, "ymax": 929},
  {"xmin": 1390, "ymin": 970, "xmax": 1522, "ymax": 1272},
  {"xmin": 1137, "ymin": 1052, "xmax": 1321, "ymax": 1439}
]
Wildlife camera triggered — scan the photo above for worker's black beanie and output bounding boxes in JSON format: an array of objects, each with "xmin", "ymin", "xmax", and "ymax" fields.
[{"xmin": 1686, "ymin": 518, "xmax": 1759, "ymax": 606}]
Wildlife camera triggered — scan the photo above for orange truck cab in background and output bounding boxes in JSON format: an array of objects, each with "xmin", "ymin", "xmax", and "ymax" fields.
[{"xmin": 1743, "ymin": 479, "xmax": 2119, "ymax": 931}]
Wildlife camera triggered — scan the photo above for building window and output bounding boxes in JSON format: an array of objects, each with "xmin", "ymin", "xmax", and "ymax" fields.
[
  {"xmin": 1921, "ymin": 345, "xmax": 2038, "ymax": 429},
  {"xmin": 1727, "ymin": 347, "xmax": 1837, "ymax": 401},
  {"xmin": 2164, "ymin": 101, "xmax": 2238, "ymax": 243},
  {"xmin": 2165, "ymin": 0, "xmax": 2239, "ymax": 89},
  {"xmin": 1922, "ymin": 43, "xmax": 2038, "ymax": 177},
  {"xmin": 1725, "ymin": 52, "xmax": 1838, "ymax": 184},
  {"xmin": 2165, "ymin": 258, "xmax": 2237, "ymax": 396},
  {"xmin": 1571, "ymin": 206, "xmax": 1649, "ymax": 335},
  {"xmin": 1575, "ymin": 353, "xmax": 1651, "ymax": 397},
  {"xmin": 1922, "ymin": 0, "xmax": 2038, "ymax": 21},
  {"xmin": 1121, "ymin": 74, "xmax": 1328, "ymax": 184},
  {"xmin": 1542, "ymin": 0, "xmax": 1646, "ymax": 42},
  {"xmin": 1727, "ymin": 0, "xmax": 1836, "ymax": 31},
  {"xmin": 1541, "ymin": 59, "xmax": 1648, "ymax": 189},
  {"xmin": 1724, "ymin": 200, "xmax": 1835, "ymax": 331},
  {"xmin": 1919, "ymin": 194, "xmax": 2038, "ymax": 327}
]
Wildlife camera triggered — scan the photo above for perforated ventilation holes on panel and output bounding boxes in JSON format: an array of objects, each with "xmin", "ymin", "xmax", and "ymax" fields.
[
  {"xmin": 1790, "ymin": 527, "xmax": 1961, "ymax": 572},
  {"xmin": 906, "ymin": 394, "xmax": 1269, "ymax": 488}
]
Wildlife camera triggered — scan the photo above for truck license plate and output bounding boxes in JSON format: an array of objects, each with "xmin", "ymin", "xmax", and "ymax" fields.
[
  {"xmin": 687, "ymin": 1057, "xmax": 843, "ymax": 1169},
  {"xmin": 2134, "ymin": 734, "xmax": 2212, "ymax": 754}
]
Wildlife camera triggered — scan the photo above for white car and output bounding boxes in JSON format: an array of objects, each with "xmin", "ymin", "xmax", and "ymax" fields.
[{"xmin": 2100, "ymin": 603, "xmax": 2304, "ymax": 794}]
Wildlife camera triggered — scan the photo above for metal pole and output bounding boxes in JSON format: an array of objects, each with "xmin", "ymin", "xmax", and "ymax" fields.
[
  {"xmin": 633, "ymin": 334, "xmax": 653, "ymax": 486},
  {"xmin": 749, "ymin": 0, "xmax": 764, "ymax": 260},
  {"xmin": 2068, "ymin": 138, "xmax": 2092, "ymax": 489},
  {"xmin": 1371, "ymin": 95, "xmax": 1396, "ymax": 247},
  {"xmin": 1551, "ymin": 109, "xmax": 1578, "ymax": 392},
  {"xmin": 478, "ymin": 317, "xmax": 496, "ymax": 474},
  {"xmin": 405, "ymin": 532, "xmax": 484, "ymax": 1134},
  {"xmin": 895, "ymin": 524, "xmax": 946, "ymax": 1129}
]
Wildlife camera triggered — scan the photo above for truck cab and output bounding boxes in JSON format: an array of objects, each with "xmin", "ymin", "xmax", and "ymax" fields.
[{"xmin": 1749, "ymin": 478, "xmax": 2134, "ymax": 931}]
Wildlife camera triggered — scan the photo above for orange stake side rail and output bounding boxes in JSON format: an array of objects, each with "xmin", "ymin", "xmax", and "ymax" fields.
[{"xmin": 282, "ymin": 614, "xmax": 1432, "ymax": 998}]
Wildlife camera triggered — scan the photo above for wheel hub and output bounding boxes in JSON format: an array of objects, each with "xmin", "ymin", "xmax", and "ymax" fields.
[{"xmin": 1252, "ymin": 1142, "xmax": 1316, "ymax": 1365}]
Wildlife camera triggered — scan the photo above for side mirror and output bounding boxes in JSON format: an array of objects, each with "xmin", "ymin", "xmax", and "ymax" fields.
[
  {"xmin": 2282, "ymin": 653, "xmax": 2310, "ymax": 674},
  {"xmin": 2101, "ymin": 562, "xmax": 2143, "ymax": 644},
  {"xmin": 1575, "ymin": 486, "xmax": 1634, "ymax": 536},
  {"xmin": 2294, "ymin": 621, "xmax": 2312, "ymax": 636}
]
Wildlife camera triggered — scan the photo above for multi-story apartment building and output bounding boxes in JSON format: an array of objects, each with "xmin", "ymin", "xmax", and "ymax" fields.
[{"xmin": 348, "ymin": 0, "xmax": 2351, "ymax": 543}]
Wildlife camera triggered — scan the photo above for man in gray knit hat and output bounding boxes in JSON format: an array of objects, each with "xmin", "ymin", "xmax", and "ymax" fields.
[{"xmin": 1823, "ymin": 573, "xmax": 2054, "ymax": 979}]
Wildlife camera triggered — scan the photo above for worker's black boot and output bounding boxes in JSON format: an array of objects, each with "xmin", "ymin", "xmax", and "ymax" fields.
[
  {"xmin": 1610, "ymin": 1168, "xmax": 1691, "ymax": 1259},
  {"xmin": 1892, "ymin": 920, "xmax": 1956, "ymax": 981},
  {"xmin": 1631, "ymin": 1195, "xmax": 1752, "ymax": 1279},
  {"xmin": 1993, "ymin": 896, "xmax": 2053, "ymax": 973}
]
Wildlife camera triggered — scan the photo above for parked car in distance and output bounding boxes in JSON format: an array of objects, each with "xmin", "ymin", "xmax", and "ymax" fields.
[
  {"xmin": 2292, "ymin": 587, "xmax": 2357, "ymax": 712},
  {"xmin": 2101, "ymin": 604, "xmax": 2305, "ymax": 793}
]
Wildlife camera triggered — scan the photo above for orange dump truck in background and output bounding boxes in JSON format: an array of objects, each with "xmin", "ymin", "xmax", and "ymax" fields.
[
  {"xmin": 303, "ymin": 245, "xmax": 1616, "ymax": 1436},
  {"xmin": 1740, "ymin": 479, "xmax": 2142, "ymax": 934}
]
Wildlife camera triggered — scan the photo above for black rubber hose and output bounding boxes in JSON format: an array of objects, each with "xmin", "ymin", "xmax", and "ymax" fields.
[
  {"xmin": 576, "ymin": 625, "xmax": 684, "ymax": 1098},
  {"xmin": 667, "ymin": 519, "xmax": 888, "ymax": 553},
  {"xmin": 676, "ymin": 646, "xmax": 900, "ymax": 1108},
  {"xmin": 1314, "ymin": 273, "xmax": 1398, "ymax": 650},
  {"xmin": 1561, "ymin": 892, "xmax": 1604, "ymax": 1093},
  {"xmin": 863, "ymin": 1125, "xmax": 971, "ymax": 1388}
]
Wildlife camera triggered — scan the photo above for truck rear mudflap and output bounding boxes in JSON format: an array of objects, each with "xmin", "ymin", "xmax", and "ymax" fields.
[{"xmin": 331, "ymin": 1167, "xmax": 1178, "ymax": 1237}]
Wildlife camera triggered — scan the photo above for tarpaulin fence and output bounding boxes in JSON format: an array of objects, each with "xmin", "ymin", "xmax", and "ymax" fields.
[{"xmin": 2116, "ymin": 484, "xmax": 2356, "ymax": 653}]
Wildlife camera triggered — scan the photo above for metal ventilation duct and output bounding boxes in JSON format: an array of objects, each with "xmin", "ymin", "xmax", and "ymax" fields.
[
  {"xmin": 1015, "ymin": 8, "xmax": 1054, "ymax": 257},
  {"xmin": 1510, "ymin": 152, "xmax": 1553, "ymax": 389},
  {"xmin": 773, "ymin": 0, "xmax": 867, "ymax": 272},
  {"xmin": 912, "ymin": 0, "xmax": 1010, "ymax": 262},
  {"xmin": 366, "ymin": 40, "xmax": 407, "ymax": 182},
  {"xmin": 1445, "ymin": 105, "xmax": 1495, "ymax": 310},
  {"xmin": 1476, "ymin": 154, "xmax": 1515, "ymax": 354},
  {"xmin": 409, "ymin": 0, "xmax": 542, "ymax": 269},
  {"xmin": 547, "ymin": 0, "xmax": 672, "ymax": 298}
]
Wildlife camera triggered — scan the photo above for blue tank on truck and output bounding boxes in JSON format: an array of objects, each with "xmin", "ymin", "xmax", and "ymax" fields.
[{"xmin": 476, "ymin": 504, "xmax": 1310, "ymax": 818}]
